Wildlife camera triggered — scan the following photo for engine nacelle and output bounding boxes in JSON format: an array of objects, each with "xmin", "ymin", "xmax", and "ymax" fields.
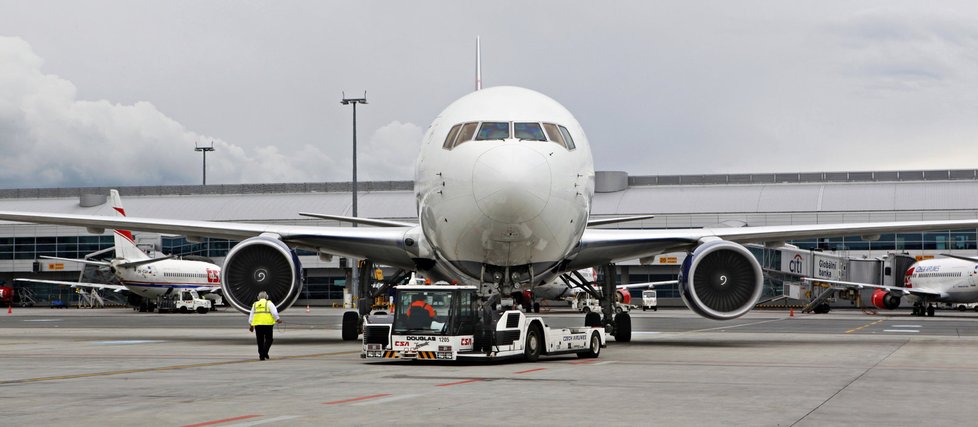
[
  {"xmin": 221, "ymin": 236, "xmax": 303, "ymax": 314},
  {"xmin": 679, "ymin": 240, "xmax": 764, "ymax": 320},
  {"xmin": 615, "ymin": 289, "xmax": 631, "ymax": 305},
  {"xmin": 871, "ymin": 289, "xmax": 901, "ymax": 310}
]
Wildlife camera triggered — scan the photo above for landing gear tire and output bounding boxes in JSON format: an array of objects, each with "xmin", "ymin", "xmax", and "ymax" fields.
[
  {"xmin": 196, "ymin": 307, "xmax": 208, "ymax": 314},
  {"xmin": 642, "ymin": 306, "xmax": 647, "ymax": 311},
  {"xmin": 613, "ymin": 312, "xmax": 632, "ymax": 343},
  {"xmin": 533, "ymin": 302, "xmax": 540, "ymax": 313},
  {"xmin": 814, "ymin": 303, "xmax": 831, "ymax": 314},
  {"xmin": 341, "ymin": 311, "xmax": 359, "ymax": 341},
  {"xmin": 926, "ymin": 305, "xmax": 935, "ymax": 317},
  {"xmin": 577, "ymin": 331, "xmax": 601, "ymax": 359},
  {"xmin": 524, "ymin": 325, "xmax": 542, "ymax": 362},
  {"xmin": 584, "ymin": 312, "xmax": 602, "ymax": 327}
]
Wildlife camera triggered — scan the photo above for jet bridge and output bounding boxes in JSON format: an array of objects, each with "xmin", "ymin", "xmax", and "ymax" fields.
[{"xmin": 751, "ymin": 244, "xmax": 916, "ymax": 311}]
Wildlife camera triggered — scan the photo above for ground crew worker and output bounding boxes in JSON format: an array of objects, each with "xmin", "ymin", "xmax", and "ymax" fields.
[
  {"xmin": 408, "ymin": 293, "xmax": 435, "ymax": 317},
  {"xmin": 406, "ymin": 293, "xmax": 435, "ymax": 328},
  {"xmin": 248, "ymin": 291, "xmax": 281, "ymax": 360}
]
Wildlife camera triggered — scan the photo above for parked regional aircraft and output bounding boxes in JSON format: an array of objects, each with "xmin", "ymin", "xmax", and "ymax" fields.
[
  {"xmin": 804, "ymin": 254, "xmax": 978, "ymax": 317},
  {"xmin": 3, "ymin": 50, "xmax": 978, "ymax": 339},
  {"xmin": 15, "ymin": 190, "xmax": 221, "ymax": 312}
]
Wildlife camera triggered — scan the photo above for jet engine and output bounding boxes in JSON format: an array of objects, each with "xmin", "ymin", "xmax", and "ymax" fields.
[
  {"xmin": 615, "ymin": 289, "xmax": 632, "ymax": 305},
  {"xmin": 678, "ymin": 240, "xmax": 763, "ymax": 320},
  {"xmin": 871, "ymin": 289, "xmax": 901, "ymax": 310},
  {"xmin": 221, "ymin": 236, "xmax": 303, "ymax": 314}
]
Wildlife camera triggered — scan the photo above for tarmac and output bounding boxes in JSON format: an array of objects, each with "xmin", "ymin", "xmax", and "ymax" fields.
[{"xmin": 2, "ymin": 306, "xmax": 978, "ymax": 426}]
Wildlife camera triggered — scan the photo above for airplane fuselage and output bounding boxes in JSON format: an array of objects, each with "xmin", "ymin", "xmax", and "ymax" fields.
[
  {"xmin": 415, "ymin": 86, "xmax": 594, "ymax": 287},
  {"xmin": 907, "ymin": 258, "xmax": 978, "ymax": 303},
  {"xmin": 117, "ymin": 258, "xmax": 221, "ymax": 299}
]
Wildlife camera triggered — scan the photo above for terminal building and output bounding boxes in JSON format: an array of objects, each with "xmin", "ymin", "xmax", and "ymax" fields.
[{"xmin": 2, "ymin": 169, "xmax": 977, "ymax": 307}]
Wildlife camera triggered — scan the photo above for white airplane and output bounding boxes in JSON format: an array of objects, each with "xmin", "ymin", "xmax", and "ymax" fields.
[
  {"xmin": 3, "ymin": 45, "xmax": 978, "ymax": 339},
  {"xmin": 803, "ymin": 254, "xmax": 978, "ymax": 317},
  {"xmin": 15, "ymin": 190, "xmax": 221, "ymax": 312}
]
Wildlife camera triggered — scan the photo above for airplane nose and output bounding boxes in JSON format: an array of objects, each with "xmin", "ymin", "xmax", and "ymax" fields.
[{"xmin": 472, "ymin": 144, "xmax": 552, "ymax": 224}]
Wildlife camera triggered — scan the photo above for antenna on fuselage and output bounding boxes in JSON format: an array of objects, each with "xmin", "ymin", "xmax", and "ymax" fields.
[{"xmin": 475, "ymin": 36, "xmax": 482, "ymax": 91}]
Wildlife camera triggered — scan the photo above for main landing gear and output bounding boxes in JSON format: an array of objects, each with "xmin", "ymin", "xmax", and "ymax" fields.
[
  {"xmin": 911, "ymin": 302, "xmax": 935, "ymax": 317},
  {"xmin": 560, "ymin": 264, "xmax": 631, "ymax": 342}
]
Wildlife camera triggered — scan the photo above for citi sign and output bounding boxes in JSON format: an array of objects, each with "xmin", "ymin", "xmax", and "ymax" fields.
[{"xmin": 788, "ymin": 254, "xmax": 805, "ymax": 273}]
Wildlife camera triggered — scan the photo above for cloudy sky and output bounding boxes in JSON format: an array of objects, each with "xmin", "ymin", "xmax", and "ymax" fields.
[{"xmin": 1, "ymin": 1, "xmax": 977, "ymax": 188}]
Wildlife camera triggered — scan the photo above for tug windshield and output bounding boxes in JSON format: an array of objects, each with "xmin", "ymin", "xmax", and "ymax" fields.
[{"xmin": 393, "ymin": 290, "xmax": 454, "ymax": 335}]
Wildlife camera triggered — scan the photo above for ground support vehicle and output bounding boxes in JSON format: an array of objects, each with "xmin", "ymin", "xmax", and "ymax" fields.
[
  {"xmin": 362, "ymin": 284, "xmax": 605, "ymax": 362},
  {"xmin": 574, "ymin": 293, "xmax": 632, "ymax": 314},
  {"xmin": 642, "ymin": 289, "xmax": 657, "ymax": 311},
  {"xmin": 203, "ymin": 293, "xmax": 223, "ymax": 311},
  {"xmin": 156, "ymin": 290, "xmax": 211, "ymax": 314}
]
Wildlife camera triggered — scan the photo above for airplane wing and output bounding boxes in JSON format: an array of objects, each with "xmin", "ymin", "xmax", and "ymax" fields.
[
  {"xmin": 0, "ymin": 211, "xmax": 418, "ymax": 269},
  {"xmin": 15, "ymin": 278, "xmax": 128, "ymax": 292},
  {"xmin": 618, "ymin": 280, "xmax": 678, "ymax": 289},
  {"xmin": 938, "ymin": 253, "xmax": 978, "ymax": 263},
  {"xmin": 801, "ymin": 277, "xmax": 946, "ymax": 299},
  {"xmin": 568, "ymin": 219, "xmax": 978, "ymax": 269}
]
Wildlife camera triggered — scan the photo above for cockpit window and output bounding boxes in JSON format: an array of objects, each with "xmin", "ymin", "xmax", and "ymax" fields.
[
  {"xmin": 453, "ymin": 122, "xmax": 479, "ymax": 148},
  {"xmin": 442, "ymin": 121, "xmax": 575, "ymax": 150},
  {"xmin": 475, "ymin": 122, "xmax": 510, "ymax": 140},
  {"xmin": 558, "ymin": 125, "xmax": 577, "ymax": 150},
  {"xmin": 443, "ymin": 124, "xmax": 462, "ymax": 149},
  {"xmin": 542, "ymin": 123, "xmax": 565, "ymax": 148},
  {"xmin": 514, "ymin": 123, "xmax": 547, "ymax": 141}
]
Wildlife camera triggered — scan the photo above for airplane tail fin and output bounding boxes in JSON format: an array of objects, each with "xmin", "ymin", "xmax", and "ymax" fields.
[
  {"xmin": 109, "ymin": 190, "xmax": 149, "ymax": 260},
  {"xmin": 475, "ymin": 36, "xmax": 482, "ymax": 91}
]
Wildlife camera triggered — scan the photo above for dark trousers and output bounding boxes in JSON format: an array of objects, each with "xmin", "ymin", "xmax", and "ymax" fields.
[{"xmin": 254, "ymin": 325, "xmax": 274, "ymax": 359}]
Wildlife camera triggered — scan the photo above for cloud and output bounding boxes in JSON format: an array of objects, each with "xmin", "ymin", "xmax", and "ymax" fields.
[
  {"xmin": 0, "ymin": 36, "xmax": 352, "ymax": 188},
  {"xmin": 828, "ymin": 9, "xmax": 978, "ymax": 91},
  {"xmin": 358, "ymin": 121, "xmax": 424, "ymax": 181}
]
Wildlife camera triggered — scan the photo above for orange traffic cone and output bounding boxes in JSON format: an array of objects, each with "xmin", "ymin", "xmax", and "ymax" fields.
[
  {"xmin": 7, "ymin": 304, "xmax": 11, "ymax": 315},
  {"xmin": 789, "ymin": 307, "xmax": 794, "ymax": 317},
  {"xmin": 306, "ymin": 305, "xmax": 310, "ymax": 313}
]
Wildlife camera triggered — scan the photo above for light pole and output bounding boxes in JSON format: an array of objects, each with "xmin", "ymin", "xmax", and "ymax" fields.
[
  {"xmin": 341, "ymin": 92, "xmax": 367, "ymax": 308},
  {"xmin": 340, "ymin": 93, "xmax": 367, "ymax": 220},
  {"xmin": 194, "ymin": 142, "xmax": 215, "ymax": 185}
]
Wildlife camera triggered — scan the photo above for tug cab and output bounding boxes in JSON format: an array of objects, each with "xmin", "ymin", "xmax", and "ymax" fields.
[{"xmin": 362, "ymin": 283, "xmax": 605, "ymax": 362}]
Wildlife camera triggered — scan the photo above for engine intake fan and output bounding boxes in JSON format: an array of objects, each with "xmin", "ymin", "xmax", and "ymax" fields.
[
  {"xmin": 679, "ymin": 240, "xmax": 763, "ymax": 320},
  {"xmin": 221, "ymin": 236, "xmax": 303, "ymax": 314}
]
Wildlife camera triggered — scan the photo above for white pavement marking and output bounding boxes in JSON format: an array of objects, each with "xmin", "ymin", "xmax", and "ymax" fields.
[
  {"xmin": 891, "ymin": 325, "xmax": 922, "ymax": 328},
  {"xmin": 351, "ymin": 394, "xmax": 419, "ymax": 406},
  {"xmin": 632, "ymin": 331, "xmax": 661, "ymax": 335},
  {"xmin": 21, "ymin": 319, "xmax": 62, "ymax": 322},
  {"xmin": 225, "ymin": 415, "xmax": 299, "ymax": 426},
  {"xmin": 592, "ymin": 361, "xmax": 616, "ymax": 366},
  {"xmin": 91, "ymin": 340, "xmax": 165, "ymax": 345},
  {"xmin": 691, "ymin": 318, "xmax": 783, "ymax": 333},
  {"xmin": 883, "ymin": 330, "xmax": 919, "ymax": 333}
]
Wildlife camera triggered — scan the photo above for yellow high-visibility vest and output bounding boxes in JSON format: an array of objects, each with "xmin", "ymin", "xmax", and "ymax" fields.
[{"xmin": 251, "ymin": 299, "xmax": 275, "ymax": 326}]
